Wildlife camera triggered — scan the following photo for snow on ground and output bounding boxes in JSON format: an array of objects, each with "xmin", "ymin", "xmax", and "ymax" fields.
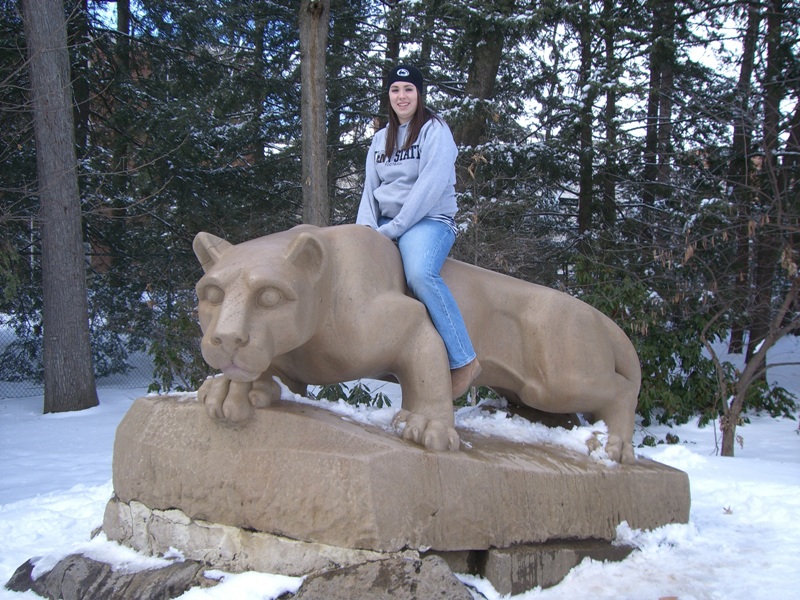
[{"xmin": 1, "ymin": 336, "xmax": 798, "ymax": 599}]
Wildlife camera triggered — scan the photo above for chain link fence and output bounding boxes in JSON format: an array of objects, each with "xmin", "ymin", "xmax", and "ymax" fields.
[{"xmin": 0, "ymin": 323, "xmax": 157, "ymax": 398}]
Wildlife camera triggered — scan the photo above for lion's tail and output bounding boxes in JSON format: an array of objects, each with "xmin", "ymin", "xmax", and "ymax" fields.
[{"xmin": 603, "ymin": 316, "xmax": 642, "ymax": 391}]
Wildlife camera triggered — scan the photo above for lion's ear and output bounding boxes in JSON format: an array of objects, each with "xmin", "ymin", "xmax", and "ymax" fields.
[
  {"xmin": 285, "ymin": 231, "xmax": 326, "ymax": 279},
  {"xmin": 193, "ymin": 232, "xmax": 233, "ymax": 272}
]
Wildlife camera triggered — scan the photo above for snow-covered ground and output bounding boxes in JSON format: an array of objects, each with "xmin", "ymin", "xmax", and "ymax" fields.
[{"xmin": 1, "ymin": 336, "xmax": 798, "ymax": 599}]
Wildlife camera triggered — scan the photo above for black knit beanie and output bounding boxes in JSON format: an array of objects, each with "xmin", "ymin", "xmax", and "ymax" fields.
[{"xmin": 387, "ymin": 64, "xmax": 424, "ymax": 93}]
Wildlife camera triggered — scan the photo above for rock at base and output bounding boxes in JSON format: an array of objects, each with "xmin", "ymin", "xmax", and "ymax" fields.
[
  {"xmin": 4, "ymin": 554, "xmax": 210, "ymax": 600},
  {"xmin": 5, "ymin": 553, "xmax": 479, "ymax": 600},
  {"xmin": 433, "ymin": 540, "xmax": 634, "ymax": 596},
  {"xmin": 103, "ymin": 498, "xmax": 635, "ymax": 595},
  {"xmin": 103, "ymin": 497, "xmax": 417, "ymax": 577},
  {"xmin": 292, "ymin": 556, "xmax": 474, "ymax": 600}
]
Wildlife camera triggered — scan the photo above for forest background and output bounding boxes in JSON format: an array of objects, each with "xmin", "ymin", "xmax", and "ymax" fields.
[{"xmin": 0, "ymin": 0, "xmax": 798, "ymax": 456}]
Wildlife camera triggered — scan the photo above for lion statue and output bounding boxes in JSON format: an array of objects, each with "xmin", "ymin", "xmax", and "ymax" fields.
[{"xmin": 193, "ymin": 224, "xmax": 641, "ymax": 463}]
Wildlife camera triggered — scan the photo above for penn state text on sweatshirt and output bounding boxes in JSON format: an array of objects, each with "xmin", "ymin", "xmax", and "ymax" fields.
[{"xmin": 356, "ymin": 118, "xmax": 458, "ymax": 241}]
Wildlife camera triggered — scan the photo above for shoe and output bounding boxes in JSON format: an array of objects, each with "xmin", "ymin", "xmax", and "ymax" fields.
[{"xmin": 451, "ymin": 358, "xmax": 482, "ymax": 399}]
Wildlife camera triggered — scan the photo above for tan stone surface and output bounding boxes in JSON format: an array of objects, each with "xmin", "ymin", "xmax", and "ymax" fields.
[
  {"xmin": 111, "ymin": 395, "xmax": 690, "ymax": 553},
  {"xmin": 192, "ymin": 224, "xmax": 641, "ymax": 463}
]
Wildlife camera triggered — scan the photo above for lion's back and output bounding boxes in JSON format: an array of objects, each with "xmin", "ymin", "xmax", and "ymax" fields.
[{"xmin": 316, "ymin": 225, "xmax": 408, "ymax": 296}]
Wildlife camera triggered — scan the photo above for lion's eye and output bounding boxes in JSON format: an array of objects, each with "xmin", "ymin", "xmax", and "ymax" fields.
[
  {"xmin": 204, "ymin": 285, "xmax": 224, "ymax": 304},
  {"xmin": 257, "ymin": 287, "xmax": 283, "ymax": 309}
]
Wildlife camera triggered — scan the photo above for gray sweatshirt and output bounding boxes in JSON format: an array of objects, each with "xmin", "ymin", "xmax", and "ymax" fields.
[{"xmin": 356, "ymin": 118, "xmax": 458, "ymax": 240}]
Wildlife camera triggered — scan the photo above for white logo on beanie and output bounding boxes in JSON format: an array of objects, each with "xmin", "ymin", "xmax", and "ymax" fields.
[{"xmin": 397, "ymin": 68, "xmax": 409, "ymax": 76}]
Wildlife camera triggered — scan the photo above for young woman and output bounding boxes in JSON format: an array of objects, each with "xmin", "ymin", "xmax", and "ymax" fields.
[{"xmin": 356, "ymin": 64, "xmax": 481, "ymax": 398}]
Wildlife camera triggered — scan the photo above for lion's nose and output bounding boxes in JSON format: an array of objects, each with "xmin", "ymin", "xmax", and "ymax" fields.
[
  {"xmin": 211, "ymin": 300, "xmax": 250, "ymax": 353},
  {"xmin": 211, "ymin": 332, "xmax": 249, "ymax": 351}
]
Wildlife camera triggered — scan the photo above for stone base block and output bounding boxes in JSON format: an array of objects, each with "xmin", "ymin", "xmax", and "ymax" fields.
[
  {"xmin": 480, "ymin": 541, "xmax": 633, "ymax": 594},
  {"xmin": 109, "ymin": 395, "xmax": 690, "ymax": 553},
  {"xmin": 103, "ymin": 498, "xmax": 634, "ymax": 594},
  {"xmin": 430, "ymin": 540, "xmax": 633, "ymax": 594},
  {"xmin": 103, "ymin": 497, "xmax": 415, "ymax": 576}
]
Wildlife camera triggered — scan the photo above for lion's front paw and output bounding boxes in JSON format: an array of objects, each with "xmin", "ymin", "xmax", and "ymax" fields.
[
  {"xmin": 197, "ymin": 375, "xmax": 279, "ymax": 423},
  {"xmin": 392, "ymin": 410, "xmax": 460, "ymax": 452}
]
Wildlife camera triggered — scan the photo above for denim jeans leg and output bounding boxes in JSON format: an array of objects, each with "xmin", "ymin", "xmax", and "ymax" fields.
[{"xmin": 394, "ymin": 218, "xmax": 476, "ymax": 369}]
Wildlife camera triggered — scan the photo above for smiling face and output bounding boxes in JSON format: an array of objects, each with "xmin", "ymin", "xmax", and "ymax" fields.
[{"xmin": 389, "ymin": 82, "xmax": 419, "ymax": 124}]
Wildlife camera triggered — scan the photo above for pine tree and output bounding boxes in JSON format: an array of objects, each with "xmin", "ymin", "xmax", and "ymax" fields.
[{"xmin": 23, "ymin": 0, "xmax": 99, "ymax": 412}]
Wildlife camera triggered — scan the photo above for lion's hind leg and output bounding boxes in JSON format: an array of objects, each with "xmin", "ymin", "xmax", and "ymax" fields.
[
  {"xmin": 514, "ymin": 368, "xmax": 638, "ymax": 464},
  {"xmin": 591, "ymin": 374, "xmax": 638, "ymax": 464}
]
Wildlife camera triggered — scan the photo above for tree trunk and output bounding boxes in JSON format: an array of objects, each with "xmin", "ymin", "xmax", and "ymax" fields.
[
  {"xmin": 451, "ymin": 27, "xmax": 505, "ymax": 149},
  {"xmin": 576, "ymin": 0, "xmax": 595, "ymax": 237},
  {"xmin": 451, "ymin": 0, "xmax": 517, "ymax": 149},
  {"xmin": 720, "ymin": 415, "xmax": 737, "ymax": 457},
  {"xmin": 642, "ymin": 27, "xmax": 660, "ymax": 206},
  {"xmin": 419, "ymin": 0, "xmax": 439, "ymax": 69},
  {"xmin": 718, "ymin": 277, "xmax": 799, "ymax": 456},
  {"xmin": 68, "ymin": 0, "xmax": 90, "ymax": 154},
  {"xmin": 656, "ymin": 32, "xmax": 674, "ymax": 192},
  {"xmin": 326, "ymin": 0, "xmax": 347, "ymax": 149},
  {"xmin": 727, "ymin": 0, "xmax": 761, "ymax": 355},
  {"xmin": 116, "ymin": 0, "xmax": 131, "ymax": 71},
  {"xmin": 721, "ymin": 0, "xmax": 796, "ymax": 456},
  {"xmin": 745, "ymin": 0, "xmax": 785, "ymax": 368},
  {"xmin": 642, "ymin": 0, "xmax": 675, "ymax": 207},
  {"xmin": 23, "ymin": 0, "xmax": 98, "ymax": 413},
  {"xmin": 299, "ymin": 0, "xmax": 330, "ymax": 226},
  {"xmin": 541, "ymin": 27, "xmax": 562, "ymax": 144},
  {"xmin": 379, "ymin": 2, "xmax": 402, "ymax": 130},
  {"xmin": 600, "ymin": 0, "xmax": 618, "ymax": 228},
  {"xmin": 112, "ymin": 0, "xmax": 131, "ymax": 197}
]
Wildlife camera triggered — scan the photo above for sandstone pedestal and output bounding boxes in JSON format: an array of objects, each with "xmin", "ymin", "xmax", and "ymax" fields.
[{"xmin": 105, "ymin": 395, "xmax": 690, "ymax": 591}]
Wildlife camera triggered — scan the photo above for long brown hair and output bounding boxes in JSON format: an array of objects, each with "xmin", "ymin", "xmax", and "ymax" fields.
[{"xmin": 383, "ymin": 98, "xmax": 442, "ymax": 161}]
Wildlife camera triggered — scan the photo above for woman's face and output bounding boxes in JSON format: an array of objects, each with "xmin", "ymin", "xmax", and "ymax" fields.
[{"xmin": 389, "ymin": 82, "xmax": 418, "ymax": 124}]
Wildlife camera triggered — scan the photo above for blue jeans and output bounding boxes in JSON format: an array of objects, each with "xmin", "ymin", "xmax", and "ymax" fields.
[{"xmin": 381, "ymin": 217, "xmax": 477, "ymax": 369}]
